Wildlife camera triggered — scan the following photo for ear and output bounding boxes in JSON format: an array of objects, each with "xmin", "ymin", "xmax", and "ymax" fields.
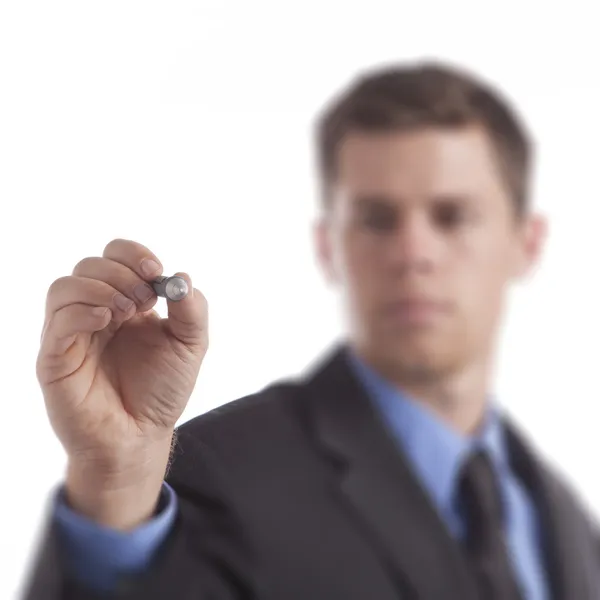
[
  {"xmin": 313, "ymin": 216, "xmax": 339, "ymax": 284},
  {"xmin": 513, "ymin": 213, "xmax": 548, "ymax": 280}
]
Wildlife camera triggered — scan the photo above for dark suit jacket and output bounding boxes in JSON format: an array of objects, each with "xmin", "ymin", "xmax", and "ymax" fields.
[{"xmin": 22, "ymin": 344, "xmax": 600, "ymax": 599}]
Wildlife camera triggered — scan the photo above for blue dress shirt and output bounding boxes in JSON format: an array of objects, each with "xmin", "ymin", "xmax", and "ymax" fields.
[
  {"xmin": 54, "ymin": 352, "xmax": 549, "ymax": 598},
  {"xmin": 54, "ymin": 481, "xmax": 178, "ymax": 592},
  {"xmin": 348, "ymin": 351, "xmax": 549, "ymax": 600}
]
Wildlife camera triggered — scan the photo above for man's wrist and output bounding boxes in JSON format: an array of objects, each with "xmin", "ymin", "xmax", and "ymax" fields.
[{"xmin": 65, "ymin": 440, "xmax": 172, "ymax": 531}]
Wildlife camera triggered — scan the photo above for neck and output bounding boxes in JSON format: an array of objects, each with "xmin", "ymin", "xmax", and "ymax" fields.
[{"xmin": 352, "ymin": 344, "xmax": 494, "ymax": 436}]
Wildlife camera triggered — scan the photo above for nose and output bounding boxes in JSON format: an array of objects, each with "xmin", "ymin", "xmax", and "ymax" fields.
[{"xmin": 387, "ymin": 212, "xmax": 441, "ymax": 273}]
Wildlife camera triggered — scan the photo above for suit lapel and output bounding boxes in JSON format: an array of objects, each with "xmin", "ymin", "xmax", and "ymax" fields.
[
  {"xmin": 505, "ymin": 421, "xmax": 600, "ymax": 600},
  {"xmin": 303, "ymin": 345, "xmax": 478, "ymax": 600}
]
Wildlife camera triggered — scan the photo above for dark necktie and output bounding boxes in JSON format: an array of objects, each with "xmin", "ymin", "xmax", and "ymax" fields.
[{"xmin": 456, "ymin": 449, "xmax": 523, "ymax": 600}]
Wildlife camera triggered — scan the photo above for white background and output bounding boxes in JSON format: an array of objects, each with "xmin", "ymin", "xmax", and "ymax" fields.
[{"xmin": 1, "ymin": 1, "xmax": 599, "ymax": 598}]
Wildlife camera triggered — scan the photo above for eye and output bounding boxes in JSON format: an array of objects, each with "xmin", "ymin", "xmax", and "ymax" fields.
[
  {"xmin": 360, "ymin": 204, "xmax": 398, "ymax": 233},
  {"xmin": 432, "ymin": 201, "xmax": 470, "ymax": 230}
]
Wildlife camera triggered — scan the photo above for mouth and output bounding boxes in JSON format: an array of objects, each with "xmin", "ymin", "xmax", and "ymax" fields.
[{"xmin": 381, "ymin": 298, "xmax": 449, "ymax": 326}]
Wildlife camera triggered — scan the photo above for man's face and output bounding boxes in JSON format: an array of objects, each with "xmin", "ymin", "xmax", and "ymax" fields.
[{"xmin": 316, "ymin": 125, "xmax": 546, "ymax": 380}]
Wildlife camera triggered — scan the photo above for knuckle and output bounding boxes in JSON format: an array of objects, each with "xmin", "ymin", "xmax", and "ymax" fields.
[
  {"xmin": 47, "ymin": 276, "xmax": 71, "ymax": 296},
  {"xmin": 72, "ymin": 256, "xmax": 97, "ymax": 275},
  {"xmin": 103, "ymin": 238, "xmax": 153, "ymax": 268},
  {"xmin": 35, "ymin": 354, "xmax": 47, "ymax": 382},
  {"xmin": 103, "ymin": 238, "xmax": 128, "ymax": 255}
]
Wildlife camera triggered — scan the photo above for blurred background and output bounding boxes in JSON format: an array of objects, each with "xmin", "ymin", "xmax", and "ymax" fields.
[{"xmin": 1, "ymin": 1, "xmax": 599, "ymax": 597}]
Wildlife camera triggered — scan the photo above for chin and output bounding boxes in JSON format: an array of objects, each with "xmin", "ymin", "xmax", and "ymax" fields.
[{"xmin": 376, "ymin": 336, "xmax": 457, "ymax": 381}]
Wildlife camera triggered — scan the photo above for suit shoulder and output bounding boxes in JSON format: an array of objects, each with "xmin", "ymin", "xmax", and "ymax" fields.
[{"xmin": 175, "ymin": 378, "xmax": 304, "ymax": 454}]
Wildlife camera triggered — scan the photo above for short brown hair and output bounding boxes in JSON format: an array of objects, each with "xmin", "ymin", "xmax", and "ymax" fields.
[{"xmin": 315, "ymin": 61, "xmax": 533, "ymax": 216}]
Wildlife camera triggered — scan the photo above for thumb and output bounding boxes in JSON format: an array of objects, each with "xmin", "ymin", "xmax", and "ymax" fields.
[{"xmin": 163, "ymin": 272, "xmax": 208, "ymax": 349}]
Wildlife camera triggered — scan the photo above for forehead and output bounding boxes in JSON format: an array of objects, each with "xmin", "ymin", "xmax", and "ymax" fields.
[{"xmin": 334, "ymin": 126, "xmax": 506, "ymax": 200}]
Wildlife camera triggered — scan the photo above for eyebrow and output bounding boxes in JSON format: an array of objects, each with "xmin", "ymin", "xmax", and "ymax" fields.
[
  {"xmin": 353, "ymin": 194, "xmax": 397, "ymax": 208},
  {"xmin": 353, "ymin": 193, "xmax": 476, "ymax": 207}
]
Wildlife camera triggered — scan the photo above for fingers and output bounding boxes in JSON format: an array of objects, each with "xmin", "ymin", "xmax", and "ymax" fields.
[
  {"xmin": 37, "ymin": 303, "xmax": 114, "ymax": 385},
  {"xmin": 102, "ymin": 239, "xmax": 208, "ymax": 349},
  {"xmin": 163, "ymin": 272, "xmax": 209, "ymax": 349},
  {"xmin": 72, "ymin": 256, "xmax": 159, "ymax": 313},
  {"xmin": 40, "ymin": 303, "xmax": 112, "ymax": 359},
  {"xmin": 45, "ymin": 276, "xmax": 139, "ymax": 325},
  {"xmin": 40, "ymin": 238, "xmax": 207, "ymax": 358},
  {"xmin": 44, "ymin": 237, "xmax": 165, "ymax": 323},
  {"xmin": 102, "ymin": 238, "xmax": 164, "ymax": 281}
]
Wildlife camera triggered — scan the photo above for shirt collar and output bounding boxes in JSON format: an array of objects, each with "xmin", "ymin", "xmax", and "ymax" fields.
[{"xmin": 347, "ymin": 349, "xmax": 510, "ymax": 517}]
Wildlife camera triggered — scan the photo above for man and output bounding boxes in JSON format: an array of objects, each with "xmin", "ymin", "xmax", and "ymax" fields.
[{"xmin": 23, "ymin": 61, "xmax": 600, "ymax": 600}]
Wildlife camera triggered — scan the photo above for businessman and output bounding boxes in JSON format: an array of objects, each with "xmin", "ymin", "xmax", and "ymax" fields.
[{"xmin": 24, "ymin": 61, "xmax": 600, "ymax": 599}]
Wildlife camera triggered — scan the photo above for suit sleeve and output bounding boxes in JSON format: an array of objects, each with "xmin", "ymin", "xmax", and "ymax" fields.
[{"xmin": 19, "ymin": 436, "xmax": 260, "ymax": 600}]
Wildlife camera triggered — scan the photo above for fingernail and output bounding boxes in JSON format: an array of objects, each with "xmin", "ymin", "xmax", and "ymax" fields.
[
  {"xmin": 141, "ymin": 259, "xmax": 161, "ymax": 277},
  {"xmin": 114, "ymin": 294, "xmax": 134, "ymax": 312},
  {"xmin": 134, "ymin": 283, "xmax": 154, "ymax": 303}
]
